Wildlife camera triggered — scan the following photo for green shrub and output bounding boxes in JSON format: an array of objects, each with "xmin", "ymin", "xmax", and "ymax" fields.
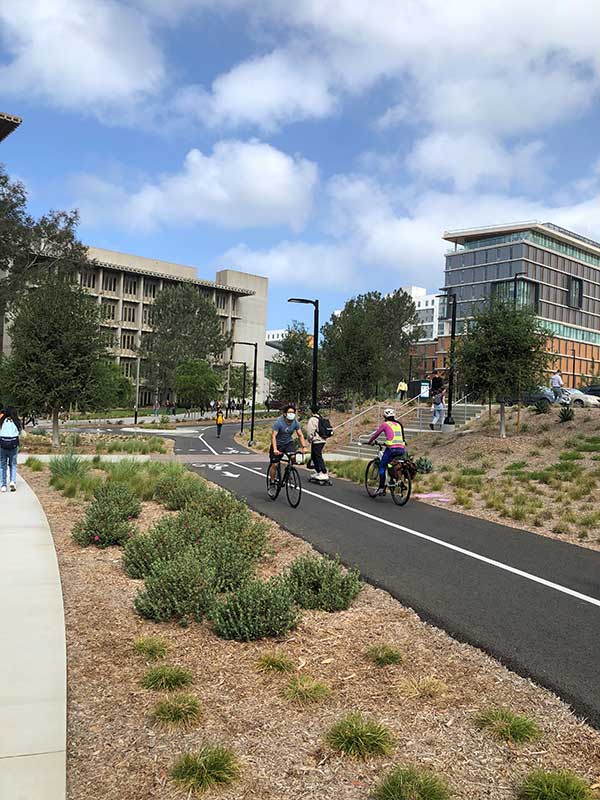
[
  {"xmin": 170, "ymin": 747, "xmax": 240, "ymax": 795},
  {"xmin": 134, "ymin": 547, "xmax": 209, "ymax": 623},
  {"xmin": 72, "ymin": 503, "xmax": 136, "ymax": 548},
  {"xmin": 134, "ymin": 636, "xmax": 168, "ymax": 661},
  {"xmin": 24, "ymin": 456, "xmax": 44, "ymax": 471},
  {"xmin": 475, "ymin": 708, "xmax": 540, "ymax": 744},
  {"xmin": 151, "ymin": 693, "xmax": 202, "ymax": 729},
  {"xmin": 141, "ymin": 664, "xmax": 193, "ymax": 691},
  {"xmin": 415, "ymin": 456, "xmax": 433, "ymax": 474},
  {"xmin": 326, "ymin": 712, "xmax": 393, "ymax": 759},
  {"xmin": 518, "ymin": 769, "xmax": 592, "ymax": 800},
  {"xmin": 257, "ymin": 651, "xmax": 295, "ymax": 673},
  {"xmin": 62, "ymin": 432, "xmax": 81, "ymax": 448},
  {"xmin": 559, "ymin": 406, "xmax": 575, "ymax": 423},
  {"xmin": 93, "ymin": 482, "xmax": 141, "ymax": 519},
  {"xmin": 154, "ymin": 471, "xmax": 207, "ymax": 510},
  {"xmin": 123, "ymin": 514, "xmax": 211, "ymax": 579},
  {"xmin": 30, "ymin": 426, "xmax": 46, "ymax": 436},
  {"xmin": 533, "ymin": 400, "xmax": 550, "ymax": 414},
  {"xmin": 371, "ymin": 765, "xmax": 451, "ymax": 800},
  {"xmin": 198, "ymin": 512, "xmax": 268, "ymax": 592},
  {"xmin": 286, "ymin": 554, "xmax": 362, "ymax": 612},
  {"xmin": 365, "ymin": 643, "xmax": 403, "ymax": 667},
  {"xmin": 283, "ymin": 675, "xmax": 330, "ymax": 705},
  {"xmin": 49, "ymin": 453, "xmax": 89, "ymax": 489},
  {"xmin": 210, "ymin": 576, "xmax": 298, "ymax": 641}
]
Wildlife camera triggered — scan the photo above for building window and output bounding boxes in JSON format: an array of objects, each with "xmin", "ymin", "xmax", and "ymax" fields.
[
  {"xmin": 121, "ymin": 332, "xmax": 136, "ymax": 351},
  {"xmin": 122, "ymin": 304, "xmax": 137, "ymax": 324},
  {"xmin": 143, "ymin": 306, "xmax": 154, "ymax": 326},
  {"xmin": 216, "ymin": 292, "xmax": 227, "ymax": 310},
  {"xmin": 123, "ymin": 277, "xmax": 138, "ymax": 296},
  {"xmin": 568, "ymin": 277, "xmax": 583, "ymax": 309},
  {"xmin": 121, "ymin": 360, "xmax": 134, "ymax": 379},
  {"xmin": 102, "ymin": 272, "xmax": 118, "ymax": 293},
  {"xmin": 101, "ymin": 300, "xmax": 117, "ymax": 320},
  {"xmin": 80, "ymin": 270, "xmax": 96, "ymax": 289},
  {"xmin": 144, "ymin": 280, "xmax": 157, "ymax": 298}
]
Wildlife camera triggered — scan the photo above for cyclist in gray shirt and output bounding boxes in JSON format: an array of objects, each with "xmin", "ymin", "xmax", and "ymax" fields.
[{"xmin": 269, "ymin": 403, "xmax": 307, "ymax": 481}]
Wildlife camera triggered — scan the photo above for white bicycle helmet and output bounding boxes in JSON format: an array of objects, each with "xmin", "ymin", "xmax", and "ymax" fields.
[{"xmin": 383, "ymin": 407, "xmax": 395, "ymax": 419}]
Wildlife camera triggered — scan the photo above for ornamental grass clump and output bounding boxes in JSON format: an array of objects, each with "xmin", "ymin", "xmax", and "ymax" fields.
[
  {"xmin": 134, "ymin": 548, "xmax": 210, "ymax": 623},
  {"xmin": 141, "ymin": 664, "xmax": 193, "ymax": 691},
  {"xmin": 365, "ymin": 643, "xmax": 403, "ymax": 667},
  {"xmin": 134, "ymin": 636, "xmax": 168, "ymax": 661},
  {"xmin": 371, "ymin": 765, "xmax": 451, "ymax": 800},
  {"xmin": 257, "ymin": 651, "xmax": 295, "ymax": 673},
  {"xmin": 123, "ymin": 513, "xmax": 212, "ymax": 579},
  {"xmin": 210, "ymin": 576, "xmax": 298, "ymax": 641},
  {"xmin": 283, "ymin": 675, "xmax": 330, "ymax": 705},
  {"xmin": 286, "ymin": 554, "xmax": 362, "ymax": 612},
  {"xmin": 475, "ymin": 707, "xmax": 540, "ymax": 744},
  {"xmin": 151, "ymin": 693, "xmax": 202, "ymax": 729},
  {"xmin": 24, "ymin": 456, "xmax": 44, "ymax": 471},
  {"xmin": 170, "ymin": 746, "xmax": 240, "ymax": 795},
  {"xmin": 518, "ymin": 769, "xmax": 593, "ymax": 800},
  {"xmin": 414, "ymin": 456, "xmax": 434, "ymax": 474},
  {"xmin": 326, "ymin": 712, "xmax": 393, "ymax": 759}
]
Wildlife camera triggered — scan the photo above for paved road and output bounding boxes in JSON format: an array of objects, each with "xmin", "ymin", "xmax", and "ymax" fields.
[{"xmin": 71, "ymin": 421, "xmax": 600, "ymax": 727}]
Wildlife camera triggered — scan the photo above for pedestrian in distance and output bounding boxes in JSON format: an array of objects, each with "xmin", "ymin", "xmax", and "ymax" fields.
[
  {"xmin": 430, "ymin": 369, "xmax": 444, "ymax": 395},
  {"xmin": 306, "ymin": 405, "xmax": 334, "ymax": 483},
  {"xmin": 550, "ymin": 369, "xmax": 564, "ymax": 402},
  {"xmin": 165, "ymin": 399, "xmax": 171, "ymax": 415},
  {"xmin": 216, "ymin": 406, "xmax": 224, "ymax": 438},
  {"xmin": 396, "ymin": 379, "xmax": 408, "ymax": 401},
  {"xmin": 430, "ymin": 388, "xmax": 445, "ymax": 430},
  {"xmin": 0, "ymin": 407, "xmax": 23, "ymax": 493}
]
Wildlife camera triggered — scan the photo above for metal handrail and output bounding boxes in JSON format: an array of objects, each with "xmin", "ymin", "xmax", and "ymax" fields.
[{"xmin": 333, "ymin": 395, "xmax": 417, "ymax": 433}]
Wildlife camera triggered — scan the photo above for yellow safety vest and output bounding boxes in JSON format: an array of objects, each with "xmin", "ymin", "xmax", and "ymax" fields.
[{"xmin": 385, "ymin": 421, "xmax": 405, "ymax": 447}]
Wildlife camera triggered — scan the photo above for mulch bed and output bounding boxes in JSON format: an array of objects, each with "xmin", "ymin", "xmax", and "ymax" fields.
[{"xmin": 23, "ymin": 468, "xmax": 600, "ymax": 800}]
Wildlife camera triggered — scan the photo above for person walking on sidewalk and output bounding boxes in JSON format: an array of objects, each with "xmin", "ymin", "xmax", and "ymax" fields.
[
  {"xmin": 306, "ymin": 405, "xmax": 331, "ymax": 482},
  {"xmin": 550, "ymin": 369, "xmax": 564, "ymax": 402},
  {"xmin": 430, "ymin": 388, "xmax": 445, "ymax": 430},
  {"xmin": 216, "ymin": 406, "xmax": 224, "ymax": 438},
  {"xmin": 0, "ymin": 407, "xmax": 22, "ymax": 493}
]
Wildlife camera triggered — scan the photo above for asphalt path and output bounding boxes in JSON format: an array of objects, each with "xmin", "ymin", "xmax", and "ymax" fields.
[{"xmin": 70, "ymin": 421, "xmax": 600, "ymax": 726}]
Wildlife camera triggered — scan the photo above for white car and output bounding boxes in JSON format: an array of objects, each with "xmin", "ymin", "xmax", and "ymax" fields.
[{"xmin": 563, "ymin": 389, "xmax": 600, "ymax": 408}]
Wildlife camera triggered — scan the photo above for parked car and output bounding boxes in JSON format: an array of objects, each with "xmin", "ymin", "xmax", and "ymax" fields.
[
  {"xmin": 583, "ymin": 384, "xmax": 600, "ymax": 398},
  {"xmin": 563, "ymin": 389, "xmax": 600, "ymax": 408},
  {"xmin": 501, "ymin": 386, "xmax": 568, "ymax": 409}
]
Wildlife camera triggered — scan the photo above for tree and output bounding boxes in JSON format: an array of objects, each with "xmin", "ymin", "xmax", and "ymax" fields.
[
  {"xmin": 0, "ymin": 164, "xmax": 90, "ymax": 310},
  {"xmin": 455, "ymin": 301, "xmax": 550, "ymax": 437},
  {"xmin": 175, "ymin": 359, "xmax": 220, "ymax": 408},
  {"xmin": 321, "ymin": 290, "xmax": 420, "ymax": 400},
  {"xmin": 1, "ymin": 275, "xmax": 118, "ymax": 445},
  {"xmin": 139, "ymin": 284, "xmax": 229, "ymax": 395},
  {"xmin": 228, "ymin": 364, "xmax": 247, "ymax": 401},
  {"xmin": 271, "ymin": 322, "xmax": 313, "ymax": 406}
]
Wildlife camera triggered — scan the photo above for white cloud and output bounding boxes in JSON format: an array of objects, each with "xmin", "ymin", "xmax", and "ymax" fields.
[
  {"xmin": 172, "ymin": 47, "xmax": 336, "ymax": 132},
  {"xmin": 0, "ymin": 0, "xmax": 164, "ymax": 115},
  {"xmin": 73, "ymin": 139, "xmax": 318, "ymax": 232}
]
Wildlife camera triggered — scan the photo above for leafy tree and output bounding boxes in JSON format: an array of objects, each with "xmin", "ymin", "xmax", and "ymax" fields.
[
  {"xmin": 92, "ymin": 360, "xmax": 134, "ymax": 408},
  {"xmin": 271, "ymin": 322, "xmax": 313, "ymax": 406},
  {"xmin": 227, "ymin": 365, "xmax": 247, "ymax": 401},
  {"xmin": 175, "ymin": 359, "xmax": 220, "ymax": 408},
  {"xmin": 0, "ymin": 164, "xmax": 90, "ymax": 309},
  {"xmin": 139, "ymin": 284, "xmax": 229, "ymax": 396},
  {"xmin": 455, "ymin": 301, "xmax": 550, "ymax": 436},
  {"xmin": 1, "ymin": 275, "xmax": 118, "ymax": 445},
  {"xmin": 321, "ymin": 290, "xmax": 420, "ymax": 400}
]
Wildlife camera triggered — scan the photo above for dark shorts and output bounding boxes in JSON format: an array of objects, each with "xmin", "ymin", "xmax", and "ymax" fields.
[{"xmin": 269, "ymin": 442, "xmax": 297, "ymax": 463}]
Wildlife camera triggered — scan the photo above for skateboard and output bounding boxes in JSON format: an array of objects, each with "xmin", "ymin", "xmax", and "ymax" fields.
[{"xmin": 308, "ymin": 475, "xmax": 333, "ymax": 486}]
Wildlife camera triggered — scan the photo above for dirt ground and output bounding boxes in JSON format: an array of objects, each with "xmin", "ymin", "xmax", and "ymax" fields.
[
  {"xmin": 21, "ymin": 432, "xmax": 174, "ymax": 456},
  {"xmin": 23, "ymin": 467, "xmax": 600, "ymax": 800}
]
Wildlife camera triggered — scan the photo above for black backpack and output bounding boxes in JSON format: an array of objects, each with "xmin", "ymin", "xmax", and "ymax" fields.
[{"xmin": 317, "ymin": 416, "xmax": 334, "ymax": 439}]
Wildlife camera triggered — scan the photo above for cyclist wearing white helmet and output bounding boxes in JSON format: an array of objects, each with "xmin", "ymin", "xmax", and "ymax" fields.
[{"xmin": 367, "ymin": 407, "xmax": 406, "ymax": 496}]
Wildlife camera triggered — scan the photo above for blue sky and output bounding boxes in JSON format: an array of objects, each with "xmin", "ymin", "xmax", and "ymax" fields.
[{"xmin": 2, "ymin": 0, "xmax": 600, "ymax": 329}]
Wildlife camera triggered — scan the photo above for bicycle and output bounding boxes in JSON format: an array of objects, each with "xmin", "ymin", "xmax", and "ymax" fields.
[
  {"xmin": 365, "ymin": 444, "xmax": 413, "ymax": 506},
  {"xmin": 266, "ymin": 451, "xmax": 303, "ymax": 508}
]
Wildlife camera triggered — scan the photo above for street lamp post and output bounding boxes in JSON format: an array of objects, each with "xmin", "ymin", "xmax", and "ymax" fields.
[
  {"xmin": 442, "ymin": 291, "xmax": 457, "ymax": 427},
  {"xmin": 233, "ymin": 341, "xmax": 258, "ymax": 445},
  {"xmin": 572, "ymin": 347, "xmax": 576, "ymax": 389},
  {"xmin": 288, "ymin": 297, "xmax": 319, "ymax": 409}
]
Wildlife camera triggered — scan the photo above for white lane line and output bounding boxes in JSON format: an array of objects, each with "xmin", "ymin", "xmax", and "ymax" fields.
[
  {"xmin": 198, "ymin": 427, "xmax": 219, "ymax": 456},
  {"xmin": 230, "ymin": 462, "xmax": 600, "ymax": 609}
]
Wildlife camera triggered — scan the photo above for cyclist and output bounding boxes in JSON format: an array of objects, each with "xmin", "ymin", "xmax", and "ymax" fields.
[
  {"xmin": 269, "ymin": 403, "xmax": 307, "ymax": 482},
  {"xmin": 367, "ymin": 408, "xmax": 407, "ymax": 496}
]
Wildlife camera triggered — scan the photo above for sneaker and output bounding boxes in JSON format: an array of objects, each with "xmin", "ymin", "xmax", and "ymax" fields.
[
  {"xmin": 429, "ymin": 423, "xmax": 434, "ymax": 430},
  {"xmin": 0, "ymin": 486, "xmax": 6, "ymax": 493},
  {"xmin": 374, "ymin": 488, "xmax": 386, "ymax": 497},
  {"xmin": 9, "ymin": 482, "xmax": 16, "ymax": 492}
]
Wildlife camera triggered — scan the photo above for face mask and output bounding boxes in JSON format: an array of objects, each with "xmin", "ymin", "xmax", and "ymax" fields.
[{"xmin": 286, "ymin": 412, "xmax": 296, "ymax": 421}]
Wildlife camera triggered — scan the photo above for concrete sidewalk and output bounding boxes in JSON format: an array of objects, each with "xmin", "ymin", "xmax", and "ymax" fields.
[{"xmin": 0, "ymin": 477, "xmax": 66, "ymax": 800}]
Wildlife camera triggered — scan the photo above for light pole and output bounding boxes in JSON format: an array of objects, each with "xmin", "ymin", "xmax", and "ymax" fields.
[
  {"xmin": 438, "ymin": 290, "xmax": 457, "ymax": 428},
  {"xmin": 288, "ymin": 297, "xmax": 319, "ymax": 409},
  {"xmin": 572, "ymin": 347, "xmax": 576, "ymax": 389},
  {"xmin": 231, "ymin": 360, "xmax": 247, "ymax": 433},
  {"xmin": 233, "ymin": 341, "xmax": 258, "ymax": 445}
]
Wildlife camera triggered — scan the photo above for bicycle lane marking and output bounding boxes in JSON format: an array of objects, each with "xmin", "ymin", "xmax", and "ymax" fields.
[
  {"xmin": 197, "ymin": 427, "xmax": 219, "ymax": 456},
  {"xmin": 229, "ymin": 462, "xmax": 600, "ymax": 610}
]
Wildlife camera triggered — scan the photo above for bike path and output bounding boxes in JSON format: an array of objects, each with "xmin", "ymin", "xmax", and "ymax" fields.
[{"xmin": 181, "ymin": 425, "xmax": 600, "ymax": 728}]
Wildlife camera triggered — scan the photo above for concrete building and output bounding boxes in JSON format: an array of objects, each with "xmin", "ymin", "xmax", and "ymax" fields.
[
  {"xmin": 402, "ymin": 285, "xmax": 442, "ymax": 341},
  {"xmin": 265, "ymin": 329, "xmax": 288, "ymax": 350},
  {"xmin": 0, "ymin": 246, "xmax": 268, "ymax": 404},
  {"xmin": 411, "ymin": 221, "xmax": 600, "ymax": 385},
  {"xmin": 0, "ymin": 112, "xmax": 21, "ymax": 142}
]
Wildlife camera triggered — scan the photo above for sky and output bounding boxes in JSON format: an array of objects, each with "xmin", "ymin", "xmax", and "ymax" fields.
[{"xmin": 2, "ymin": 0, "xmax": 600, "ymax": 329}]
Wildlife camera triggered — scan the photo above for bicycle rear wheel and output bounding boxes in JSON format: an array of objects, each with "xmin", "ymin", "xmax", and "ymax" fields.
[
  {"xmin": 365, "ymin": 459, "xmax": 381, "ymax": 498},
  {"xmin": 390, "ymin": 471, "xmax": 411, "ymax": 506},
  {"xmin": 266, "ymin": 463, "xmax": 282, "ymax": 500},
  {"xmin": 285, "ymin": 466, "xmax": 302, "ymax": 508}
]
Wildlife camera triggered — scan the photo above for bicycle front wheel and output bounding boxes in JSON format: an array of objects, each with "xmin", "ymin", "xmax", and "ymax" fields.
[
  {"xmin": 391, "ymin": 471, "xmax": 412, "ymax": 506},
  {"xmin": 365, "ymin": 459, "xmax": 381, "ymax": 498},
  {"xmin": 285, "ymin": 466, "xmax": 302, "ymax": 508},
  {"xmin": 266, "ymin": 463, "xmax": 281, "ymax": 500}
]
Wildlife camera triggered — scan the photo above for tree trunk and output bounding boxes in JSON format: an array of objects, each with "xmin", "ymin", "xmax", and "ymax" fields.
[
  {"xmin": 499, "ymin": 402, "xmax": 506, "ymax": 439},
  {"xmin": 488, "ymin": 390, "xmax": 492, "ymax": 420},
  {"xmin": 52, "ymin": 407, "xmax": 60, "ymax": 448}
]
